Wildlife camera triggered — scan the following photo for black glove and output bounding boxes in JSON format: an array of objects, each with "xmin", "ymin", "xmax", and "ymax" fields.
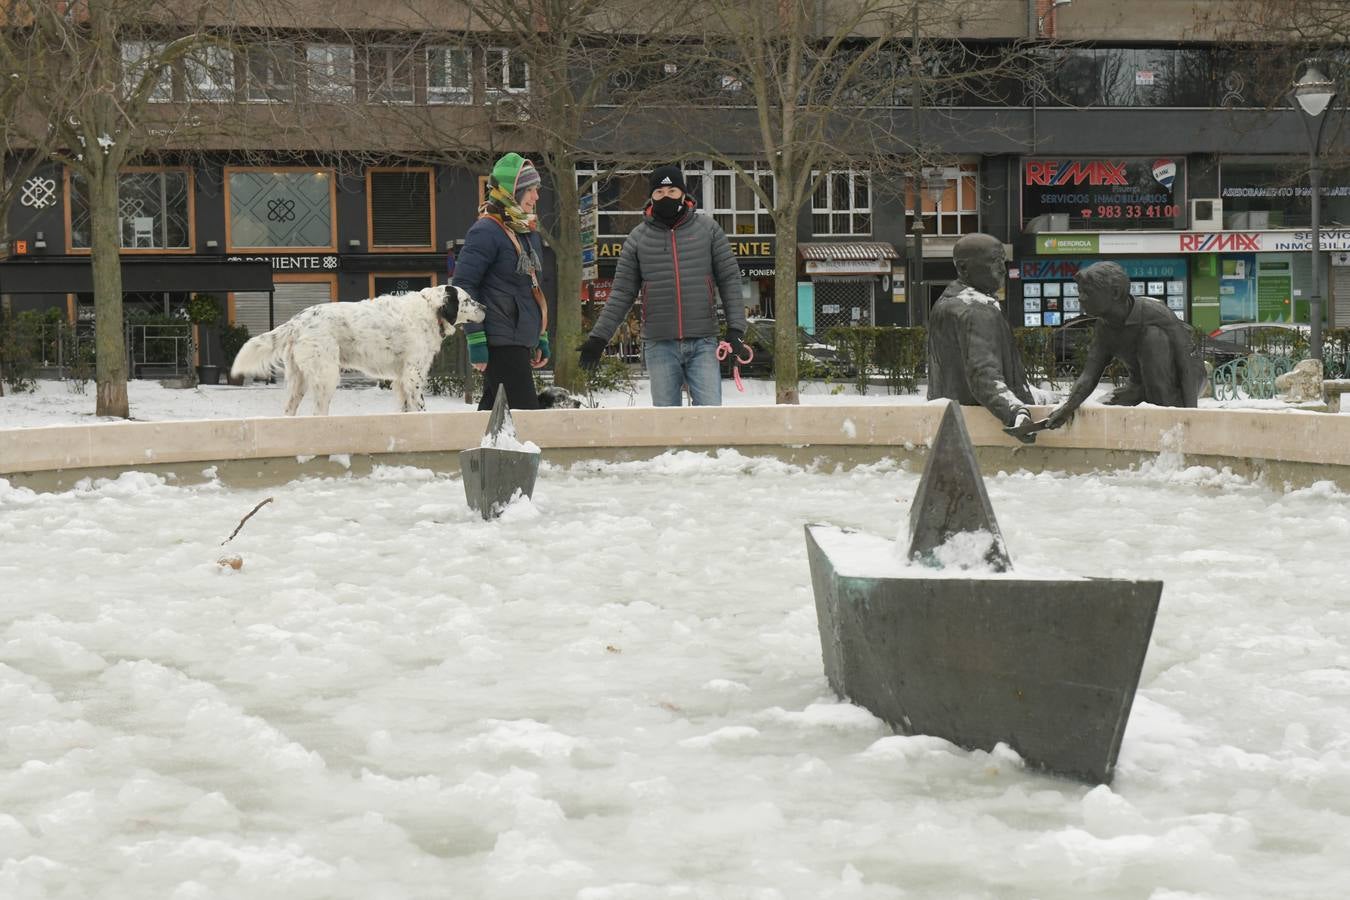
[
  {"xmin": 579, "ymin": 335, "xmax": 607, "ymax": 371},
  {"xmin": 724, "ymin": 330, "xmax": 749, "ymax": 364}
]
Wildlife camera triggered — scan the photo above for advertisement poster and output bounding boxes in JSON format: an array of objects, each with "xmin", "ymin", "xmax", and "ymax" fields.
[{"xmin": 1022, "ymin": 157, "xmax": 1185, "ymax": 230}]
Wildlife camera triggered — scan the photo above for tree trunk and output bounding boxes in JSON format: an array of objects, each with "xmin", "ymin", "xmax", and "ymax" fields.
[
  {"xmin": 550, "ymin": 168, "xmax": 586, "ymax": 392},
  {"xmin": 90, "ymin": 166, "xmax": 129, "ymax": 418},
  {"xmin": 773, "ymin": 216, "xmax": 800, "ymax": 405}
]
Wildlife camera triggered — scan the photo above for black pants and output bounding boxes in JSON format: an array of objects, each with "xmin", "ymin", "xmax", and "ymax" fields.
[{"xmin": 478, "ymin": 345, "xmax": 540, "ymax": 410}]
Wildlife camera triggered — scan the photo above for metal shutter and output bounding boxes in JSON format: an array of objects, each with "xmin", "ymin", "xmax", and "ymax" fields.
[
  {"xmin": 1335, "ymin": 266, "xmax": 1350, "ymax": 327},
  {"xmin": 813, "ymin": 279, "xmax": 875, "ymax": 331},
  {"xmin": 371, "ymin": 170, "xmax": 432, "ymax": 247},
  {"xmin": 233, "ymin": 281, "xmax": 332, "ymax": 337}
]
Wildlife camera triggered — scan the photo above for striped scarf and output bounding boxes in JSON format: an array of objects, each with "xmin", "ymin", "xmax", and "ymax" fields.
[
  {"xmin": 480, "ymin": 203, "xmax": 543, "ymax": 279},
  {"xmin": 485, "ymin": 182, "xmax": 538, "ymax": 234}
]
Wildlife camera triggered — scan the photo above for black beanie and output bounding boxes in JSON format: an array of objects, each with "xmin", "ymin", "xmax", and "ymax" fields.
[{"xmin": 649, "ymin": 165, "xmax": 687, "ymax": 195}]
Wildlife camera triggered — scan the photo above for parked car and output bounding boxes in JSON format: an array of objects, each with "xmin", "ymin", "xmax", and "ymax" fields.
[
  {"xmin": 1209, "ymin": 322, "xmax": 1310, "ymax": 353},
  {"xmin": 1051, "ymin": 314, "xmax": 1245, "ymax": 374},
  {"xmin": 720, "ymin": 318, "xmax": 851, "ymax": 377}
]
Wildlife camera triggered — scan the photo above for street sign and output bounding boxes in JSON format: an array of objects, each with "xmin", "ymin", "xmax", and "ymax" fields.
[{"xmin": 579, "ymin": 193, "xmax": 599, "ymax": 281}]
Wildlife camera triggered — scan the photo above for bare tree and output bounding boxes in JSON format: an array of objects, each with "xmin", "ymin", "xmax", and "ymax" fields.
[
  {"xmin": 1, "ymin": 6, "xmax": 69, "ymax": 395},
  {"xmin": 2, "ymin": 0, "xmax": 248, "ymax": 416},
  {"xmin": 375, "ymin": 0, "xmax": 689, "ymax": 391},
  {"xmin": 662, "ymin": 0, "xmax": 1026, "ymax": 403}
]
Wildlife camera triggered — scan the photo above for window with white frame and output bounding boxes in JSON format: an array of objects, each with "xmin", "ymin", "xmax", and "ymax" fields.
[
  {"xmin": 485, "ymin": 47, "xmax": 529, "ymax": 94},
  {"xmin": 427, "ymin": 46, "xmax": 471, "ymax": 104},
  {"xmin": 306, "ymin": 44, "xmax": 354, "ymax": 101},
  {"xmin": 906, "ymin": 163, "xmax": 979, "ymax": 236},
  {"xmin": 70, "ymin": 168, "xmax": 192, "ymax": 250},
  {"xmin": 121, "ymin": 40, "xmax": 172, "ymax": 103},
  {"xmin": 246, "ymin": 44, "xmax": 296, "ymax": 102},
  {"xmin": 576, "ymin": 162, "xmax": 652, "ymax": 237},
  {"xmin": 577, "ymin": 160, "xmax": 775, "ymax": 236},
  {"xmin": 184, "ymin": 45, "xmax": 234, "ymax": 102},
  {"xmin": 812, "ymin": 170, "xmax": 871, "ymax": 236},
  {"xmin": 699, "ymin": 162, "xmax": 775, "ymax": 235},
  {"xmin": 366, "ymin": 45, "xmax": 415, "ymax": 104}
]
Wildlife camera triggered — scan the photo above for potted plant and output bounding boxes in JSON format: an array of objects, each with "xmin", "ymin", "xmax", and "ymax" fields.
[
  {"xmin": 187, "ymin": 293, "xmax": 223, "ymax": 384},
  {"xmin": 219, "ymin": 322, "xmax": 251, "ymax": 386}
]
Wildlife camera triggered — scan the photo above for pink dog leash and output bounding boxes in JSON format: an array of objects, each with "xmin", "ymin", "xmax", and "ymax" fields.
[{"xmin": 716, "ymin": 340, "xmax": 754, "ymax": 392}]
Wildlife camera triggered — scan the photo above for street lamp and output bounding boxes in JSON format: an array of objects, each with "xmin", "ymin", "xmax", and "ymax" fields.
[
  {"xmin": 910, "ymin": 167, "xmax": 949, "ymax": 326},
  {"xmin": 1291, "ymin": 60, "xmax": 1338, "ymax": 363}
]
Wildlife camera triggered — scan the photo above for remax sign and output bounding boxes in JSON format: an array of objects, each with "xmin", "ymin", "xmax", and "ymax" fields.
[
  {"xmin": 1177, "ymin": 233, "xmax": 1262, "ymax": 252},
  {"xmin": 1021, "ymin": 157, "xmax": 1184, "ymax": 231},
  {"xmin": 1032, "ymin": 230, "xmax": 1350, "ymax": 255},
  {"xmin": 1024, "ymin": 160, "xmax": 1129, "ymax": 187}
]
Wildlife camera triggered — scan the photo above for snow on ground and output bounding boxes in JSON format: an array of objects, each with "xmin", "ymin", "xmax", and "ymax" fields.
[
  {"xmin": 0, "ymin": 375, "xmax": 1334, "ymax": 427},
  {"xmin": 2, "ymin": 449, "xmax": 1349, "ymax": 898}
]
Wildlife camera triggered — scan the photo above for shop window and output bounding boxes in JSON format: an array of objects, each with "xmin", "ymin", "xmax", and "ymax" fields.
[
  {"xmin": 306, "ymin": 44, "xmax": 354, "ymax": 101},
  {"xmin": 246, "ymin": 43, "xmax": 296, "ymax": 102},
  {"xmin": 811, "ymin": 170, "xmax": 871, "ymax": 236},
  {"xmin": 184, "ymin": 45, "xmax": 235, "ymax": 102},
  {"xmin": 120, "ymin": 40, "xmax": 172, "ymax": 103},
  {"xmin": 369, "ymin": 169, "xmax": 433, "ymax": 249},
  {"xmin": 1220, "ymin": 158, "xmax": 1350, "ymax": 231},
  {"xmin": 1047, "ymin": 46, "xmax": 1220, "ymax": 108},
  {"xmin": 69, "ymin": 168, "xmax": 192, "ymax": 251},
  {"xmin": 906, "ymin": 163, "xmax": 979, "ymax": 237},
  {"xmin": 227, "ymin": 169, "xmax": 334, "ymax": 249},
  {"xmin": 366, "ymin": 45, "xmax": 416, "ymax": 104},
  {"xmin": 428, "ymin": 47, "xmax": 471, "ymax": 104},
  {"xmin": 485, "ymin": 48, "xmax": 529, "ymax": 94}
]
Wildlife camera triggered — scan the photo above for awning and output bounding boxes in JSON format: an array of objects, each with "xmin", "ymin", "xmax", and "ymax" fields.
[
  {"xmin": 0, "ymin": 256, "xmax": 275, "ymax": 295},
  {"xmin": 798, "ymin": 242, "xmax": 899, "ymax": 261},
  {"xmin": 799, "ymin": 242, "xmax": 898, "ymax": 276}
]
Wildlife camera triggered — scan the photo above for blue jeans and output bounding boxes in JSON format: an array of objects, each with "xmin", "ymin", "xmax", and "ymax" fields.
[{"xmin": 644, "ymin": 337, "xmax": 722, "ymax": 407}]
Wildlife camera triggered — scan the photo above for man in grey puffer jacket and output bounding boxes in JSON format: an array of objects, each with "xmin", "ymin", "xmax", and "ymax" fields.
[{"xmin": 579, "ymin": 165, "xmax": 747, "ymax": 406}]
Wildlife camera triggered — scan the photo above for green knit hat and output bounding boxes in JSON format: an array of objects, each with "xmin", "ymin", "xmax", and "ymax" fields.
[{"xmin": 491, "ymin": 152, "xmax": 541, "ymax": 199}]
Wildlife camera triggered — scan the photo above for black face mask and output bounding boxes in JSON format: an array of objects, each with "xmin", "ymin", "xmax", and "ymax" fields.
[{"xmin": 652, "ymin": 196, "xmax": 684, "ymax": 224}]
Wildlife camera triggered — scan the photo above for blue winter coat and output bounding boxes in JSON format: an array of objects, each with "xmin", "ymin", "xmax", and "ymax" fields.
[{"xmin": 452, "ymin": 216, "xmax": 545, "ymax": 348}]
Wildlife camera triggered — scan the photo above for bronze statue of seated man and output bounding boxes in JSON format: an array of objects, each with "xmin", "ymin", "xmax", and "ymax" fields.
[{"xmin": 927, "ymin": 233, "xmax": 1038, "ymax": 441}]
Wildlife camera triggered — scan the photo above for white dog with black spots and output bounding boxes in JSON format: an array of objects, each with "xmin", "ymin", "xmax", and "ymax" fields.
[{"xmin": 230, "ymin": 285, "xmax": 485, "ymax": 415}]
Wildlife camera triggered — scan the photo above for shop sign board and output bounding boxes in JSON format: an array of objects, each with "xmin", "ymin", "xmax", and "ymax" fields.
[
  {"xmin": 227, "ymin": 254, "xmax": 339, "ymax": 270},
  {"xmin": 1035, "ymin": 230, "xmax": 1350, "ymax": 255},
  {"xmin": 1022, "ymin": 157, "xmax": 1184, "ymax": 230},
  {"xmin": 804, "ymin": 258, "xmax": 892, "ymax": 274},
  {"xmin": 596, "ymin": 236, "xmax": 776, "ymax": 269},
  {"xmin": 1036, "ymin": 234, "xmax": 1100, "ymax": 254}
]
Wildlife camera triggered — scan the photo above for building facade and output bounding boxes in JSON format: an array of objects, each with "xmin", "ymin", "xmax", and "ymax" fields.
[{"xmin": 4, "ymin": 0, "xmax": 1347, "ymax": 358}]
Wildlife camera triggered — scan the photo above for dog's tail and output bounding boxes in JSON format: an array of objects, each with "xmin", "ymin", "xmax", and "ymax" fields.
[{"xmin": 230, "ymin": 322, "xmax": 294, "ymax": 380}]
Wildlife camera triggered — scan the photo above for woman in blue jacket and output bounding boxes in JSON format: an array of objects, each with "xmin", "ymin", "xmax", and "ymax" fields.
[{"xmin": 452, "ymin": 153, "xmax": 550, "ymax": 409}]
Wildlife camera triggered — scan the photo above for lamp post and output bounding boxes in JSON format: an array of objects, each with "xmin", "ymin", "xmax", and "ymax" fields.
[
  {"xmin": 1291, "ymin": 61, "xmax": 1338, "ymax": 363},
  {"xmin": 909, "ymin": 167, "xmax": 950, "ymax": 326}
]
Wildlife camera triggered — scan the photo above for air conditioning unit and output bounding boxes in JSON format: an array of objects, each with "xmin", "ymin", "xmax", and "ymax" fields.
[
  {"xmin": 1190, "ymin": 198, "xmax": 1223, "ymax": 231},
  {"xmin": 491, "ymin": 97, "xmax": 531, "ymax": 126}
]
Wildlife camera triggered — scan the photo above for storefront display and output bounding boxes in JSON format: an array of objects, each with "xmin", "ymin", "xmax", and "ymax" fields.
[{"xmin": 1018, "ymin": 257, "xmax": 1188, "ymax": 325}]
